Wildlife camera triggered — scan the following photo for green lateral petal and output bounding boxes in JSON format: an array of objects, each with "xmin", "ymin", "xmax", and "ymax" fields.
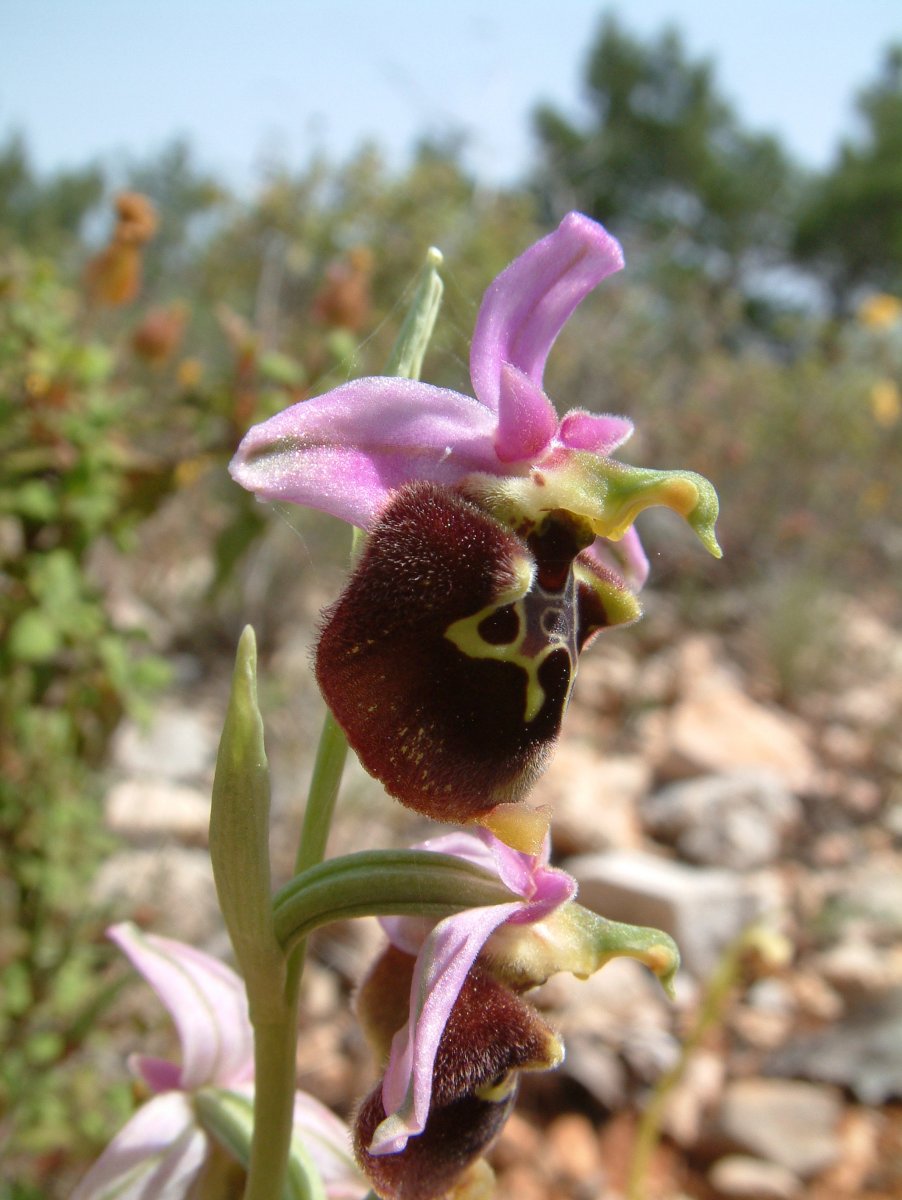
[
  {"xmin": 272, "ymin": 850, "xmax": 518, "ymax": 956},
  {"xmin": 485, "ymin": 902, "xmax": 681, "ymax": 999},
  {"xmin": 470, "ymin": 451, "xmax": 722, "ymax": 560}
]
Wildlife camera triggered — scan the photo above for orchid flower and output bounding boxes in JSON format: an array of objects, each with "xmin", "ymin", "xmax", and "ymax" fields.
[
  {"xmin": 73, "ymin": 923, "xmax": 366, "ymax": 1200},
  {"xmin": 230, "ymin": 214, "xmax": 720, "ymax": 838},
  {"xmin": 350, "ymin": 830, "xmax": 679, "ymax": 1199}
]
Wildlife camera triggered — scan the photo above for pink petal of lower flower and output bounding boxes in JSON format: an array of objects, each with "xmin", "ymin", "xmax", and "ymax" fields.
[
  {"xmin": 292, "ymin": 1091, "xmax": 369, "ymax": 1200},
  {"xmin": 379, "ymin": 832, "xmax": 502, "ymax": 954},
  {"xmin": 109, "ymin": 923, "xmax": 253, "ymax": 1092},
  {"xmin": 558, "ymin": 409, "xmax": 634, "ymax": 454},
  {"xmin": 70, "ymin": 1092, "xmax": 207, "ymax": 1200},
  {"xmin": 470, "ymin": 212, "xmax": 624, "ymax": 412},
  {"xmin": 130, "ymin": 1054, "xmax": 182, "ymax": 1094},
  {"xmin": 494, "ymin": 363, "xmax": 558, "ymax": 463},
  {"xmin": 372, "ymin": 902, "xmax": 523, "ymax": 1155},
  {"xmin": 229, "ymin": 377, "xmax": 501, "ymax": 528}
]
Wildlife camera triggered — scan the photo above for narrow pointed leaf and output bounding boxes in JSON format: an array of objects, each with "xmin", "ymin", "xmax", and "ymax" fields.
[
  {"xmin": 383, "ymin": 246, "xmax": 445, "ymax": 380},
  {"xmin": 272, "ymin": 850, "xmax": 518, "ymax": 956},
  {"xmin": 209, "ymin": 626, "xmax": 285, "ymax": 1014}
]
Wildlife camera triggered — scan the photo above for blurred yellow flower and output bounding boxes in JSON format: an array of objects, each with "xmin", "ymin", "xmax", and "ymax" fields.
[
  {"xmin": 174, "ymin": 454, "xmax": 213, "ymax": 487},
  {"xmin": 870, "ymin": 379, "xmax": 901, "ymax": 427},
  {"xmin": 176, "ymin": 357, "xmax": 203, "ymax": 389},
  {"xmin": 858, "ymin": 293, "xmax": 902, "ymax": 330}
]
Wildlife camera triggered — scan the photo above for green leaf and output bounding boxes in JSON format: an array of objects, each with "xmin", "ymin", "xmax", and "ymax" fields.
[
  {"xmin": 273, "ymin": 849, "xmax": 517, "ymax": 955},
  {"xmin": 383, "ymin": 246, "xmax": 444, "ymax": 380},
  {"xmin": 15, "ymin": 479, "xmax": 58, "ymax": 521},
  {"xmin": 7, "ymin": 608, "xmax": 62, "ymax": 662},
  {"xmin": 209, "ymin": 626, "xmax": 286, "ymax": 1017},
  {"xmin": 259, "ymin": 351, "xmax": 306, "ymax": 387}
]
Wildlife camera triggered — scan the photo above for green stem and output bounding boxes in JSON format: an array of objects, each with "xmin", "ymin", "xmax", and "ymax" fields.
[
  {"xmin": 625, "ymin": 929, "xmax": 755, "ymax": 1200},
  {"xmin": 243, "ymin": 666, "xmax": 351, "ymax": 1200},
  {"xmin": 243, "ymin": 1018, "xmax": 307, "ymax": 1200},
  {"xmin": 294, "ymin": 707, "xmax": 350, "ymax": 878}
]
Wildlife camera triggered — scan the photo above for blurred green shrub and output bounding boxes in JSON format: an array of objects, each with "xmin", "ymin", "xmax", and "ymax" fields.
[{"xmin": 0, "ymin": 250, "xmax": 171, "ymax": 1185}]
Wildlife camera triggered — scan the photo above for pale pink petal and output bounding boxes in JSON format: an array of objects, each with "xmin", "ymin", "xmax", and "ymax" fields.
[
  {"xmin": 371, "ymin": 902, "xmax": 523, "ymax": 1155},
  {"xmin": 470, "ymin": 212, "xmax": 624, "ymax": 412},
  {"xmin": 292, "ymin": 1092, "xmax": 368, "ymax": 1199},
  {"xmin": 493, "ymin": 363, "xmax": 559, "ymax": 463},
  {"xmin": 130, "ymin": 1055, "xmax": 182, "ymax": 1093},
  {"xmin": 379, "ymin": 831, "xmax": 502, "ymax": 954},
  {"xmin": 558, "ymin": 409, "xmax": 634, "ymax": 454},
  {"xmin": 583, "ymin": 527, "xmax": 650, "ymax": 591},
  {"xmin": 70, "ymin": 1093, "xmax": 207, "ymax": 1200},
  {"xmin": 380, "ymin": 831, "xmax": 573, "ymax": 951},
  {"xmin": 229, "ymin": 377, "xmax": 501, "ymax": 528},
  {"xmin": 481, "ymin": 830, "xmax": 547, "ymax": 896},
  {"xmin": 109, "ymin": 923, "xmax": 253, "ymax": 1091}
]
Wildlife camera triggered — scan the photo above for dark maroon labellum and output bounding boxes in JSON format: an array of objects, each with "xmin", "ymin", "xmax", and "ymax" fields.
[{"xmin": 315, "ymin": 481, "xmax": 630, "ymax": 823}]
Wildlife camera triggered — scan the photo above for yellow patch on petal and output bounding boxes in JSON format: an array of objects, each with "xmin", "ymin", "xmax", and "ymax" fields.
[{"xmin": 477, "ymin": 802, "xmax": 552, "ymax": 854}]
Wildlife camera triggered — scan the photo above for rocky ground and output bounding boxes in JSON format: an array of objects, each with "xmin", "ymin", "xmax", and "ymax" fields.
[{"xmin": 92, "ymin": 504, "xmax": 902, "ymax": 1200}]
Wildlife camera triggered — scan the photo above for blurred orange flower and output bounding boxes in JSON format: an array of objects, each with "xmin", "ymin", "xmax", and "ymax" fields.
[
  {"xmin": 130, "ymin": 302, "xmax": 187, "ymax": 364},
  {"xmin": 84, "ymin": 192, "xmax": 158, "ymax": 306},
  {"xmin": 312, "ymin": 245, "xmax": 374, "ymax": 331}
]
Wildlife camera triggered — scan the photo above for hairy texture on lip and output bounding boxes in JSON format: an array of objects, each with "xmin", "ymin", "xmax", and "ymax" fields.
[
  {"xmin": 354, "ymin": 959, "xmax": 558, "ymax": 1200},
  {"xmin": 316, "ymin": 481, "xmax": 642, "ymax": 824},
  {"xmin": 316, "ymin": 482, "xmax": 563, "ymax": 821}
]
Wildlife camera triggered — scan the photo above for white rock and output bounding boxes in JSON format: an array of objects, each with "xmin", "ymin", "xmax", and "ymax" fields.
[
  {"xmin": 93, "ymin": 846, "xmax": 221, "ymax": 946},
  {"xmin": 662, "ymin": 1050, "xmax": 726, "ymax": 1146},
  {"xmin": 533, "ymin": 744, "xmax": 649, "ymax": 854},
  {"xmin": 709, "ymin": 1155, "xmax": 802, "ymax": 1199},
  {"xmin": 717, "ymin": 1079, "xmax": 843, "ymax": 1177},
  {"xmin": 641, "ymin": 770, "xmax": 800, "ymax": 870},
  {"xmin": 111, "ymin": 702, "xmax": 220, "ymax": 781},
  {"xmin": 641, "ymin": 638, "xmax": 816, "ymax": 791},
  {"xmin": 105, "ymin": 778, "xmax": 210, "ymax": 844}
]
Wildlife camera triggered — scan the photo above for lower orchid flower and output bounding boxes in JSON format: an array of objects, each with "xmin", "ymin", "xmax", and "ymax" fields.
[
  {"xmin": 230, "ymin": 213, "xmax": 721, "ymax": 843},
  {"xmin": 73, "ymin": 923, "xmax": 366, "ymax": 1200},
  {"xmin": 351, "ymin": 831, "xmax": 679, "ymax": 1199}
]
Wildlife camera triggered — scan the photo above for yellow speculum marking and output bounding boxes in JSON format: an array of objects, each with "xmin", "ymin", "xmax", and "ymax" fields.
[{"xmin": 445, "ymin": 597, "xmax": 567, "ymax": 724}]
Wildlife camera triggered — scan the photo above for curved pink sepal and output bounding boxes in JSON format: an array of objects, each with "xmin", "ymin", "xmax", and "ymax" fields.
[
  {"xmin": 470, "ymin": 212, "xmax": 624, "ymax": 412},
  {"xmin": 229, "ymin": 377, "xmax": 500, "ymax": 529},
  {"xmin": 373, "ymin": 900, "xmax": 523, "ymax": 1155},
  {"xmin": 108, "ymin": 923, "xmax": 253, "ymax": 1092}
]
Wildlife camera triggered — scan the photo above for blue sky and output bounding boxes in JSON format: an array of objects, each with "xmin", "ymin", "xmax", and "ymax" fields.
[{"xmin": 1, "ymin": 1, "xmax": 900, "ymax": 187}]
